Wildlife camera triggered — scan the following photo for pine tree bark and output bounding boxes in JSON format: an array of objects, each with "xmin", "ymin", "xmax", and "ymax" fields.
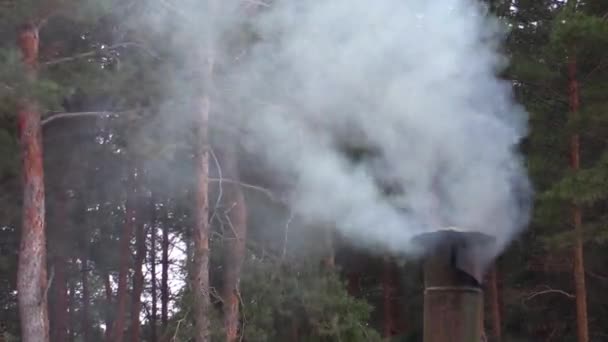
[
  {"xmin": 192, "ymin": 68, "xmax": 213, "ymax": 342},
  {"xmin": 321, "ymin": 229, "xmax": 335, "ymax": 270},
  {"xmin": 81, "ymin": 256, "xmax": 90, "ymax": 342},
  {"xmin": 16, "ymin": 21, "xmax": 50, "ymax": 342},
  {"xmin": 382, "ymin": 256, "xmax": 397, "ymax": 338},
  {"xmin": 51, "ymin": 256, "xmax": 68, "ymax": 342},
  {"xmin": 568, "ymin": 57, "xmax": 589, "ymax": 342},
  {"xmin": 190, "ymin": 5, "xmax": 217, "ymax": 337},
  {"xmin": 347, "ymin": 272, "xmax": 361, "ymax": 297},
  {"xmin": 161, "ymin": 210, "xmax": 169, "ymax": 330},
  {"xmin": 68, "ymin": 273, "xmax": 76, "ymax": 342},
  {"xmin": 131, "ymin": 202, "xmax": 146, "ymax": 342},
  {"xmin": 51, "ymin": 191, "xmax": 69, "ymax": 342},
  {"xmin": 103, "ymin": 272, "xmax": 113, "ymax": 341},
  {"xmin": 150, "ymin": 197, "xmax": 158, "ymax": 342},
  {"xmin": 108, "ymin": 167, "xmax": 137, "ymax": 342},
  {"xmin": 219, "ymin": 147, "xmax": 248, "ymax": 342},
  {"xmin": 486, "ymin": 266, "xmax": 501, "ymax": 342}
]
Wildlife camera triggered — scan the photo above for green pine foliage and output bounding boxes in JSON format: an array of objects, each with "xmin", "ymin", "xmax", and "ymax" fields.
[
  {"xmin": 1, "ymin": 1, "xmax": 608, "ymax": 341},
  {"xmin": 239, "ymin": 257, "xmax": 381, "ymax": 342},
  {"xmin": 170, "ymin": 250, "xmax": 382, "ymax": 342}
]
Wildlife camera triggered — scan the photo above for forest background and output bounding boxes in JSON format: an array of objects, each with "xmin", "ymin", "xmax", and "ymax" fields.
[{"xmin": 1, "ymin": 0, "xmax": 608, "ymax": 341}]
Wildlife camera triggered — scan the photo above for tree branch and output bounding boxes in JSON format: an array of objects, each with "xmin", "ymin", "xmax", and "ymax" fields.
[
  {"xmin": 41, "ymin": 111, "xmax": 112, "ymax": 126},
  {"xmin": 586, "ymin": 270, "xmax": 608, "ymax": 282},
  {"xmin": 242, "ymin": 0, "xmax": 270, "ymax": 7},
  {"xmin": 523, "ymin": 286, "xmax": 575, "ymax": 302},
  {"xmin": 41, "ymin": 110, "xmax": 138, "ymax": 126},
  {"xmin": 282, "ymin": 210, "xmax": 294, "ymax": 260},
  {"xmin": 41, "ymin": 265, "xmax": 55, "ymax": 306},
  {"xmin": 171, "ymin": 309, "xmax": 190, "ymax": 342},
  {"xmin": 208, "ymin": 177, "xmax": 282, "ymax": 204},
  {"xmin": 208, "ymin": 148, "xmax": 224, "ymax": 225},
  {"xmin": 42, "ymin": 42, "xmax": 160, "ymax": 66}
]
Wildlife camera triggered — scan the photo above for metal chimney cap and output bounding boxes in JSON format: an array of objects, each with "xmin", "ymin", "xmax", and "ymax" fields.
[
  {"xmin": 412, "ymin": 226, "xmax": 495, "ymax": 247},
  {"xmin": 413, "ymin": 227, "xmax": 496, "ymax": 285}
]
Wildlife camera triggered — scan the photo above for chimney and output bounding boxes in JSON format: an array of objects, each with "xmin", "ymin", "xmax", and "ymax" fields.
[{"xmin": 413, "ymin": 227, "xmax": 495, "ymax": 342}]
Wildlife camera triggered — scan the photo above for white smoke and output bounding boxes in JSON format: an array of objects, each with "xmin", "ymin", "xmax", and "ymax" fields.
[
  {"xmin": 147, "ymin": 0, "xmax": 532, "ymax": 260},
  {"xmin": 223, "ymin": 0, "xmax": 531, "ymax": 259}
]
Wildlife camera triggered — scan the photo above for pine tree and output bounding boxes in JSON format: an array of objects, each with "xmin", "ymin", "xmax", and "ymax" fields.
[
  {"xmin": 219, "ymin": 145, "xmax": 248, "ymax": 342},
  {"xmin": 15, "ymin": 18, "xmax": 49, "ymax": 342}
]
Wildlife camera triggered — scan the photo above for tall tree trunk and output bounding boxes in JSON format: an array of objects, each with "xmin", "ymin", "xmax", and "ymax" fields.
[
  {"xmin": 191, "ymin": 16, "xmax": 217, "ymax": 336},
  {"xmin": 347, "ymin": 272, "xmax": 361, "ymax": 297},
  {"xmin": 382, "ymin": 256, "xmax": 397, "ymax": 338},
  {"xmin": 150, "ymin": 197, "xmax": 158, "ymax": 342},
  {"xmin": 192, "ymin": 71, "xmax": 213, "ymax": 342},
  {"xmin": 103, "ymin": 272, "xmax": 113, "ymax": 341},
  {"xmin": 68, "ymin": 272, "xmax": 76, "ymax": 342},
  {"xmin": 486, "ymin": 266, "xmax": 501, "ymax": 342},
  {"xmin": 161, "ymin": 209, "xmax": 169, "ymax": 330},
  {"xmin": 109, "ymin": 167, "xmax": 137, "ymax": 342},
  {"xmin": 219, "ymin": 147, "xmax": 248, "ymax": 342},
  {"xmin": 568, "ymin": 57, "xmax": 589, "ymax": 342},
  {"xmin": 51, "ymin": 191, "xmax": 69, "ymax": 342},
  {"xmin": 131, "ymin": 205, "xmax": 146, "ymax": 342},
  {"xmin": 321, "ymin": 229, "xmax": 335, "ymax": 270},
  {"xmin": 81, "ymin": 256, "xmax": 90, "ymax": 342},
  {"xmin": 16, "ymin": 22, "xmax": 50, "ymax": 342},
  {"xmin": 51, "ymin": 256, "xmax": 68, "ymax": 342}
]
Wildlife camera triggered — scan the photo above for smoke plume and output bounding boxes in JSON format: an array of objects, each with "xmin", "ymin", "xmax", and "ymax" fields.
[{"xmin": 151, "ymin": 0, "xmax": 532, "ymax": 260}]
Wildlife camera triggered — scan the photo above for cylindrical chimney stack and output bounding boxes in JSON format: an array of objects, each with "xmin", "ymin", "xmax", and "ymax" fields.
[{"xmin": 414, "ymin": 228, "xmax": 494, "ymax": 342}]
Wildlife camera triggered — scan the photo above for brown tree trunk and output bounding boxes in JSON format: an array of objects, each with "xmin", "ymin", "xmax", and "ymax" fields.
[
  {"xmin": 51, "ymin": 191, "xmax": 69, "ymax": 342},
  {"xmin": 291, "ymin": 319, "xmax": 299, "ymax": 342},
  {"xmin": 150, "ymin": 198, "xmax": 158, "ymax": 342},
  {"xmin": 81, "ymin": 256, "xmax": 90, "ymax": 342},
  {"xmin": 68, "ymin": 273, "xmax": 76, "ymax": 342},
  {"xmin": 161, "ymin": 210, "xmax": 169, "ymax": 330},
  {"xmin": 192, "ymin": 84, "xmax": 212, "ymax": 342},
  {"xmin": 486, "ymin": 266, "xmax": 501, "ymax": 342},
  {"xmin": 321, "ymin": 229, "xmax": 335, "ymax": 270},
  {"xmin": 219, "ymin": 147, "xmax": 248, "ymax": 342},
  {"xmin": 51, "ymin": 256, "xmax": 68, "ymax": 342},
  {"xmin": 568, "ymin": 57, "xmax": 589, "ymax": 342},
  {"xmin": 103, "ymin": 272, "xmax": 113, "ymax": 341},
  {"xmin": 347, "ymin": 272, "xmax": 361, "ymax": 297},
  {"xmin": 382, "ymin": 257, "xmax": 397, "ymax": 338},
  {"xmin": 131, "ymin": 203, "xmax": 146, "ymax": 342},
  {"xmin": 108, "ymin": 168, "xmax": 137, "ymax": 342},
  {"xmin": 190, "ymin": 7, "xmax": 218, "ymax": 338},
  {"xmin": 16, "ymin": 22, "xmax": 50, "ymax": 342}
]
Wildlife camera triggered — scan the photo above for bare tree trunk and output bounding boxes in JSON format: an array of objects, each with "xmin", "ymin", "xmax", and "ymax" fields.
[
  {"xmin": 219, "ymin": 147, "xmax": 248, "ymax": 342},
  {"xmin": 109, "ymin": 167, "xmax": 137, "ymax": 342},
  {"xmin": 81, "ymin": 256, "xmax": 90, "ymax": 342},
  {"xmin": 382, "ymin": 256, "xmax": 397, "ymax": 338},
  {"xmin": 81, "ymin": 226, "xmax": 91, "ymax": 342},
  {"xmin": 190, "ymin": 3, "xmax": 217, "ymax": 337},
  {"xmin": 291, "ymin": 319, "xmax": 299, "ymax": 342},
  {"xmin": 150, "ymin": 197, "xmax": 158, "ymax": 342},
  {"xmin": 51, "ymin": 256, "xmax": 68, "ymax": 342},
  {"xmin": 103, "ymin": 272, "xmax": 113, "ymax": 341},
  {"xmin": 51, "ymin": 191, "xmax": 69, "ymax": 342},
  {"xmin": 192, "ymin": 74, "xmax": 212, "ymax": 342},
  {"xmin": 161, "ymin": 209, "xmax": 169, "ymax": 330},
  {"xmin": 16, "ymin": 21, "xmax": 50, "ymax": 342},
  {"xmin": 568, "ymin": 57, "xmax": 589, "ymax": 342},
  {"xmin": 486, "ymin": 266, "xmax": 501, "ymax": 342},
  {"xmin": 347, "ymin": 272, "xmax": 361, "ymax": 297},
  {"xmin": 68, "ymin": 272, "xmax": 76, "ymax": 342},
  {"xmin": 131, "ymin": 204, "xmax": 146, "ymax": 342},
  {"xmin": 321, "ymin": 229, "xmax": 335, "ymax": 270}
]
